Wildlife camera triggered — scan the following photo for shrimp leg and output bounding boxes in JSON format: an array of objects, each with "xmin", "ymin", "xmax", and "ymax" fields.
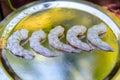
[
  {"xmin": 29, "ymin": 30, "xmax": 56, "ymax": 57},
  {"xmin": 67, "ymin": 25, "xmax": 93, "ymax": 51},
  {"xmin": 7, "ymin": 29, "xmax": 35, "ymax": 60},
  {"xmin": 87, "ymin": 23, "xmax": 114, "ymax": 51},
  {"xmin": 48, "ymin": 26, "xmax": 81, "ymax": 53}
]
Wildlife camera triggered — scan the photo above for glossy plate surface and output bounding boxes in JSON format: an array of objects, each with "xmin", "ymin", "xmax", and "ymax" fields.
[{"xmin": 0, "ymin": 1, "xmax": 120, "ymax": 80}]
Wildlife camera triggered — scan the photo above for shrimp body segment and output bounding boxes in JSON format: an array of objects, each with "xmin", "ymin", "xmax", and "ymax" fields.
[
  {"xmin": 67, "ymin": 25, "xmax": 93, "ymax": 51},
  {"xmin": 48, "ymin": 26, "xmax": 81, "ymax": 53},
  {"xmin": 29, "ymin": 30, "xmax": 56, "ymax": 57},
  {"xmin": 87, "ymin": 23, "xmax": 114, "ymax": 51},
  {"xmin": 7, "ymin": 29, "xmax": 35, "ymax": 60}
]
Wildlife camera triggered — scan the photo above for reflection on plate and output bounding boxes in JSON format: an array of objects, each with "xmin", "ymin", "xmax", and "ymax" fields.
[{"xmin": 0, "ymin": 1, "xmax": 120, "ymax": 80}]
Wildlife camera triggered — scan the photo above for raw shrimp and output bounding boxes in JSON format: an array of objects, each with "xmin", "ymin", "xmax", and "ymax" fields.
[
  {"xmin": 87, "ymin": 23, "xmax": 114, "ymax": 51},
  {"xmin": 7, "ymin": 29, "xmax": 35, "ymax": 60},
  {"xmin": 67, "ymin": 25, "xmax": 93, "ymax": 51},
  {"xmin": 48, "ymin": 26, "xmax": 81, "ymax": 53},
  {"xmin": 29, "ymin": 30, "xmax": 56, "ymax": 57}
]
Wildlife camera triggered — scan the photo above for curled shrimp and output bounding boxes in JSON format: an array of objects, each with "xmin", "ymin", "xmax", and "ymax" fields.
[
  {"xmin": 67, "ymin": 25, "xmax": 93, "ymax": 51},
  {"xmin": 29, "ymin": 30, "xmax": 56, "ymax": 57},
  {"xmin": 87, "ymin": 23, "xmax": 114, "ymax": 51},
  {"xmin": 48, "ymin": 26, "xmax": 81, "ymax": 53},
  {"xmin": 7, "ymin": 29, "xmax": 35, "ymax": 60}
]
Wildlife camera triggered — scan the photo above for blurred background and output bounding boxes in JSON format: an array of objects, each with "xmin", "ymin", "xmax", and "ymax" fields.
[
  {"xmin": 0, "ymin": 0, "xmax": 120, "ymax": 80},
  {"xmin": 0, "ymin": 0, "xmax": 120, "ymax": 20}
]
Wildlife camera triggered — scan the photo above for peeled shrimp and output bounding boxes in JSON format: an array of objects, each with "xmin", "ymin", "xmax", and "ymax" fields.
[
  {"xmin": 67, "ymin": 25, "xmax": 93, "ymax": 51},
  {"xmin": 7, "ymin": 29, "xmax": 35, "ymax": 60},
  {"xmin": 29, "ymin": 30, "xmax": 56, "ymax": 57},
  {"xmin": 48, "ymin": 26, "xmax": 81, "ymax": 53},
  {"xmin": 87, "ymin": 23, "xmax": 114, "ymax": 51}
]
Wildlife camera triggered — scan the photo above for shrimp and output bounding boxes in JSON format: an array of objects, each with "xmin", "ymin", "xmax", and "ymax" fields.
[
  {"xmin": 29, "ymin": 30, "xmax": 56, "ymax": 57},
  {"xmin": 48, "ymin": 26, "xmax": 81, "ymax": 53},
  {"xmin": 67, "ymin": 25, "xmax": 93, "ymax": 51},
  {"xmin": 87, "ymin": 23, "xmax": 114, "ymax": 51},
  {"xmin": 7, "ymin": 29, "xmax": 35, "ymax": 60}
]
